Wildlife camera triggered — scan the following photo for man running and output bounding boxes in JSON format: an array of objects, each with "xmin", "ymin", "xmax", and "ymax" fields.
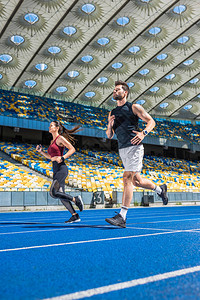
[{"xmin": 105, "ymin": 80, "xmax": 168, "ymax": 228}]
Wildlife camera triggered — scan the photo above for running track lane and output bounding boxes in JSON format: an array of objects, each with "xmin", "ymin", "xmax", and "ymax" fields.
[{"xmin": 1, "ymin": 207, "xmax": 200, "ymax": 299}]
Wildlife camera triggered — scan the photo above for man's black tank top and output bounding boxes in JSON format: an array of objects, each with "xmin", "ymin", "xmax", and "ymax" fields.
[{"xmin": 111, "ymin": 102, "xmax": 140, "ymax": 149}]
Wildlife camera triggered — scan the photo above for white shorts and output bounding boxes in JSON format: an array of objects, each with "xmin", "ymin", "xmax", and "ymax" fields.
[{"xmin": 119, "ymin": 145, "xmax": 144, "ymax": 172}]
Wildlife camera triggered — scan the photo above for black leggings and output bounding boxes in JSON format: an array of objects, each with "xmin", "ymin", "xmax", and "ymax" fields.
[{"xmin": 52, "ymin": 161, "xmax": 76, "ymax": 215}]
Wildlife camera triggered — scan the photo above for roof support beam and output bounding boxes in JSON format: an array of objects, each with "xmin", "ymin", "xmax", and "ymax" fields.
[
  {"xmin": 0, "ymin": 0, "xmax": 24, "ymax": 39},
  {"xmin": 100, "ymin": 15, "xmax": 199, "ymax": 107},
  {"xmin": 12, "ymin": 0, "xmax": 79, "ymax": 87},
  {"xmin": 74, "ymin": 0, "xmax": 180, "ymax": 104},
  {"xmin": 44, "ymin": 0, "xmax": 131, "ymax": 96},
  {"xmin": 132, "ymin": 21, "xmax": 200, "ymax": 104},
  {"xmin": 194, "ymin": 113, "xmax": 200, "ymax": 120},
  {"xmin": 168, "ymin": 87, "xmax": 200, "ymax": 117},
  {"xmin": 147, "ymin": 50, "xmax": 200, "ymax": 113}
]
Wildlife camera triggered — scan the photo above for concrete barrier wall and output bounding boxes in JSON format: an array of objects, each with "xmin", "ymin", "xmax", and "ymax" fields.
[{"xmin": 1, "ymin": 191, "xmax": 200, "ymax": 208}]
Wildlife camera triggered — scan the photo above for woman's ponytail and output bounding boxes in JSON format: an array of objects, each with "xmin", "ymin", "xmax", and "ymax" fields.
[
  {"xmin": 62, "ymin": 124, "xmax": 80, "ymax": 144},
  {"xmin": 53, "ymin": 121, "xmax": 81, "ymax": 144}
]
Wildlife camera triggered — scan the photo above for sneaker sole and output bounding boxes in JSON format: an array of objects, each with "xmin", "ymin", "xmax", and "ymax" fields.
[
  {"xmin": 65, "ymin": 219, "xmax": 81, "ymax": 224},
  {"xmin": 105, "ymin": 218, "xmax": 126, "ymax": 228}
]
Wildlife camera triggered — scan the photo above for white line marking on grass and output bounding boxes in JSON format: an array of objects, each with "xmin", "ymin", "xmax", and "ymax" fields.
[
  {"xmin": 0, "ymin": 228, "xmax": 199, "ymax": 253},
  {"xmin": 45, "ymin": 265, "xmax": 200, "ymax": 300},
  {"xmin": 0, "ymin": 228, "xmax": 74, "ymax": 235}
]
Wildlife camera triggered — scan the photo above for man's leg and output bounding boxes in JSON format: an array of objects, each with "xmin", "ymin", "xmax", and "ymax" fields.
[
  {"xmin": 105, "ymin": 171, "xmax": 135, "ymax": 228},
  {"xmin": 120, "ymin": 171, "xmax": 136, "ymax": 220},
  {"xmin": 132, "ymin": 173, "xmax": 155, "ymax": 190},
  {"xmin": 133, "ymin": 173, "xmax": 168, "ymax": 205},
  {"xmin": 122, "ymin": 171, "xmax": 135, "ymax": 206}
]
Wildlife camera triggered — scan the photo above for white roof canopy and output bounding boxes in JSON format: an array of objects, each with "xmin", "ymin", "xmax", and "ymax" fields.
[{"xmin": 0, "ymin": 0, "xmax": 200, "ymax": 120}]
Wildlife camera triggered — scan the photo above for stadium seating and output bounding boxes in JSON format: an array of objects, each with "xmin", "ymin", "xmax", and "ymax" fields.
[
  {"xmin": 0, "ymin": 142, "xmax": 199, "ymax": 194},
  {"xmin": 80, "ymin": 149, "xmax": 200, "ymax": 192},
  {"xmin": 0, "ymin": 142, "xmax": 123, "ymax": 195},
  {"xmin": 0, "ymin": 89, "xmax": 55, "ymax": 122},
  {"xmin": 150, "ymin": 120, "xmax": 200, "ymax": 144},
  {"xmin": 1, "ymin": 89, "xmax": 199, "ymax": 143},
  {"xmin": 49, "ymin": 99, "xmax": 108, "ymax": 130},
  {"xmin": 0, "ymin": 156, "xmax": 51, "ymax": 191}
]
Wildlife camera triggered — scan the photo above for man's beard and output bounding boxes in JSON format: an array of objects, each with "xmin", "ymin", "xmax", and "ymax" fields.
[{"xmin": 113, "ymin": 94, "xmax": 123, "ymax": 101}]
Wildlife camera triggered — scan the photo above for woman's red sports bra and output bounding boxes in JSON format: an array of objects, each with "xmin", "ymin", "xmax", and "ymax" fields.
[{"xmin": 48, "ymin": 135, "xmax": 64, "ymax": 158}]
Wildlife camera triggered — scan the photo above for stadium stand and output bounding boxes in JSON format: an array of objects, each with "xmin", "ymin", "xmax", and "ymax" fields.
[
  {"xmin": 150, "ymin": 119, "xmax": 200, "ymax": 144},
  {"xmin": 0, "ymin": 89, "xmax": 55, "ymax": 122},
  {"xmin": 1, "ymin": 89, "xmax": 200, "ymax": 144},
  {"xmin": 0, "ymin": 142, "xmax": 122, "ymax": 195},
  {"xmin": 0, "ymin": 156, "xmax": 50, "ymax": 191},
  {"xmin": 80, "ymin": 149, "xmax": 200, "ymax": 192},
  {"xmin": 0, "ymin": 142, "xmax": 199, "ymax": 194}
]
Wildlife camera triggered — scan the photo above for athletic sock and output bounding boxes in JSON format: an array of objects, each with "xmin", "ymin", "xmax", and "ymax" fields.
[
  {"xmin": 120, "ymin": 206, "xmax": 128, "ymax": 220},
  {"xmin": 154, "ymin": 185, "xmax": 162, "ymax": 195}
]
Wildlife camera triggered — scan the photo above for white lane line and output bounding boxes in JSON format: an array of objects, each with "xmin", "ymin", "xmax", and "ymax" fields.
[
  {"xmin": 1, "ymin": 212, "xmax": 200, "ymax": 223},
  {"xmin": 0, "ymin": 222, "xmax": 72, "ymax": 228},
  {"xmin": 0, "ymin": 228, "xmax": 199, "ymax": 253},
  {"xmin": 130, "ymin": 217, "xmax": 200, "ymax": 224},
  {"xmin": 0, "ymin": 227, "xmax": 162, "ymax": 235},
  {"xmin": 45, "ymin": 265, "xmax": 200, "ymax": 300},
  {"xmin": 0, "ymin": 214, "xmax": 111, "ymax": 222},
  {"xmin": 1, "ymin": 226, "xmax": 199, "ymax": 236},
  {"xmin": 1, "ymin": 216, "xmax": 200, "ymax": 227},
  {"xmin": 128, "ymin": 227, "xmax": 200, "ymax": 233},
  {"xmin": 131, "ymin": 214, "xmax": 200, "ymax": 220},
  {"xmin": 0, "ymin": 217, "xmax": 200, "ymax": 230},
  {"xmin": 128, "ymin": 227, "xmax": 176, "ymax": 231},
  {"xmin": 0, "ymin": 228, "xmax": 74, "ymax": 235},
  {"xmin": 0, "ymin": 225, "xmax": 113, "ymax": 235},
  {"xmin": 125, "ymin": 213, "xmax": 200, "ymax": 220}
]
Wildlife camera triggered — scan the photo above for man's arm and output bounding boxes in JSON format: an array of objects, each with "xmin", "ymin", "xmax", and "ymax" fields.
[
  {"xmin": 106, "ymin": 111, "xmax": 115, "ymax": 139},
  {"xmin": 131, "ymin": 104, "xmax": 156, "ymax": 145},
  {"xmin": 133, "ymin": 104, "xmax": 155, "ymax": 133}
]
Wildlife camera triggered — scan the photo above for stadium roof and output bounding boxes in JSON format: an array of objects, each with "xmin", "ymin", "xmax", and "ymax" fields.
[{"xmin": 0, "ymin": 0, "xmax": 200, "ymax": 120}]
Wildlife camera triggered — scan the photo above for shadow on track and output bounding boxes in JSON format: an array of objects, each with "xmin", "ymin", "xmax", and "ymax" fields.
[
  {"xmin": 0, "ymin": 222, "xmax": 122, "ymax": 229},
  {"xmin": 0, "ymin": 222, "xmax": 45, "ymax": 225},
  {"xmin": 23, "ymin": 224, "xmax": 121, "ymax": 230}
]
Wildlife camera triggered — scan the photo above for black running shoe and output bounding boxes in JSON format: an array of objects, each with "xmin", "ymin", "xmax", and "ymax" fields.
[
  {"xmin": 158, "ymin": 184, "xmax": 168, "ymax": 205},
  {"xmin": 75, "ymin": 195, "xmax": 84, "ymax": 212},
  {"xmin": 105, "ymin": 213, "xmax": 126, "ymax": 228},
  {"xmin": 65, "ymin": 213, "xmax": 80, "ymax": 223},
  {"xmin": 49, "ymin": 180, "xmax": 60, "ymax": 198}
]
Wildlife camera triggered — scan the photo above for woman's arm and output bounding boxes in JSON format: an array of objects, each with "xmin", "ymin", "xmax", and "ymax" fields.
[{"xmin": 36, "ymin": 144, "xmax": 51, "ymax": 160}]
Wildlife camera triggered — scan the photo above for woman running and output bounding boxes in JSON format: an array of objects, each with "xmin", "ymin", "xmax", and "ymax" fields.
[{"xmin": 36, "ymin": 121, "xmax": 83, "ymax": 223}]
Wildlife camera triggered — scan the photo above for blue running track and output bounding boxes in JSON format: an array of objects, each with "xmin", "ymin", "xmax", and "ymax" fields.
[{"xmin": 1, "ymin": 206, "xmax": 200, "ymax": 299}]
